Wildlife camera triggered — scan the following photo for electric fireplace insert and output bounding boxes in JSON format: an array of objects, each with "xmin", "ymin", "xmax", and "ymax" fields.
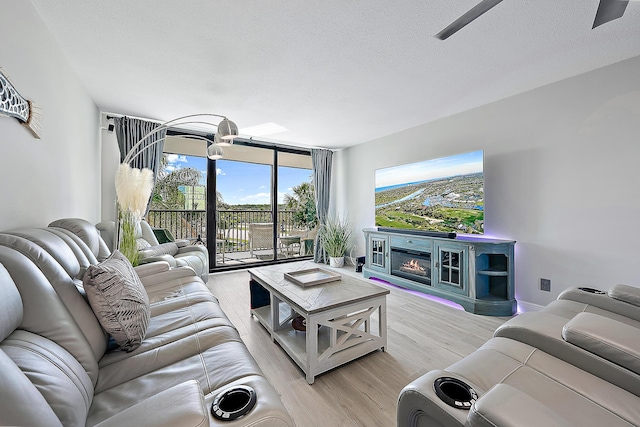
[{"xmin": 390, "ymin": 247, "xmax": 432, "ymax": 286}]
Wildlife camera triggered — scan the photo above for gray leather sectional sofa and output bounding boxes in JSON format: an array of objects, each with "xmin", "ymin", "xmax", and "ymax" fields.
[
  {"xmin": 398, "ymin": 285, "xmax": 640, "ymax": 426},
  {"xmin": 0, "ymin": 218, "xmax": 293, "ymax": 426}
]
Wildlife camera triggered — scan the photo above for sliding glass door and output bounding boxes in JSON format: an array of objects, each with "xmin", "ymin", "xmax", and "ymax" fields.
[
  {"xmin": 147, "ymin": 134, "xmax": 313, "ymax": 271},
  {"xmin": 208, "ymin": 140, "xmax": 313, "ymax": 270},
  {"xmin": 277, "ymin": 152, "xmax": 315, "ymax": 258},
  {"xmin": 213, "ymin": 145, "xmax": 276, "ymax": 265}
]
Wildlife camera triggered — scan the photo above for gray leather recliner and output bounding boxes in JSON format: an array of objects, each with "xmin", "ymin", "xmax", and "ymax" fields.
[
  {"xmin": 0, "ymin": 220, "xmax": 293, "ymax": 426},
  {"xmin": 397, "ymin": 284, "xmax": 640, "ymax": 426},
  {"xmin": 397, "ymin": 335, "xmax": 640, "ymax": 427}
]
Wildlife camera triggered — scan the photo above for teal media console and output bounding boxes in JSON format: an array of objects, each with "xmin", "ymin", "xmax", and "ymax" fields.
[{"xmin": 362, "ymin": 228, "xmax": 516, "ymax": 316}]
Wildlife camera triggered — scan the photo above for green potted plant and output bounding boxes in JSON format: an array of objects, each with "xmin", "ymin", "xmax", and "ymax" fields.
[{"xmin": 318, "ymin": 216, "xmax": 352, "ymax": 267}]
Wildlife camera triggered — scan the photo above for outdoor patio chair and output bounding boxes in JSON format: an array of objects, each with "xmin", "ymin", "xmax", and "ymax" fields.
[{"xmin": 249, "ymin": 222, "xmax": 274, "ymax": 258}]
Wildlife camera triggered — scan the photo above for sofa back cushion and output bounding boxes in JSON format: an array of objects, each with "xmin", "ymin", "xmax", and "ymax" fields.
[
  {"xmin": 50, "ymin": 218, "xmax": 111, "ymax": 262},
  {"xmin": 0, "ymin": 245, "xmax": 104, "ymax": 384},
  {"xmin": 0, "ymin": 233, "xmax": 107, "ymax": 361},
  {"xmin": 0, "ymin": 350, "xmax": 64, "ymax": 427},
  {"xmin": 139, "ymin": 219, "xmax": 160, "ymax": 245},
  {"xmin": 0, "ymin": 260, "xmax": 93, "ymax": 426},
  {"xmin": 47, "ymin": 227, "xmax": 99, "ymax": 270},
  {"xmin": 609, "ymin": 284, "xmax": 640, "ymax": 308},
  {"xmin": 2, "ymin": 331, "xmax": 93, "ymax": 426},
  {"xmin": 83, "ymin": 250, "xmax": 151, "ymax": 351},
  {"xmin": 6, "ymin": 228, "xmax": 82, "ymax": 279},
  {"xmin": 0, "ymin": 264, "xmax": 22, "ymax": 341}
]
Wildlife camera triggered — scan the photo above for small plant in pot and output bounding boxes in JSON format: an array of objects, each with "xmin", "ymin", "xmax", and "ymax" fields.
[{"xmin": 318, "ymin": 216, "xmax": 352, "ymax": 268}]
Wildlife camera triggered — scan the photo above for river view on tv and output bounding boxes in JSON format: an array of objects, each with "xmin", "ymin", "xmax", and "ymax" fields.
[{"xmin": 375, "ymin": 150, "xmax": 484, "ymax": 234}]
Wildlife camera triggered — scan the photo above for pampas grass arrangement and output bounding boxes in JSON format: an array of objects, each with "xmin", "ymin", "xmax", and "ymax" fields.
[
  {"xmin": 115, "ymin": 164, "xmax": 154, "ymax": 265},
  {"xmin": 116, "ymin": 164, "xmax": 154, "ymax": 220}
]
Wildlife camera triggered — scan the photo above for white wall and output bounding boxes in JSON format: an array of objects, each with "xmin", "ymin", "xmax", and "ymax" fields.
[
  {"xmin": 0, "ymin": 2, "xmax": 100, "ymax": 229},
  {"xmin": 336, "ymin": 55, "xmax": 640, "ymax": 307}
]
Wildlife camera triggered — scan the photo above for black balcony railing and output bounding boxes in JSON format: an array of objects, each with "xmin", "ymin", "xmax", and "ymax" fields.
[
  {"xmin": 147, "ymin": 209, "xmax": 298, "ymax": 254},
  {"xmin": 147, "ymin": 210, "xmax": 207, "ymax": 242}
]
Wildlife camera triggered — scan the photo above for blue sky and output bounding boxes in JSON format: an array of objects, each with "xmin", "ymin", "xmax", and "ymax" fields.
[
  {"xmin": 164, "ymin": 154, "xmax": 312, "ymax": 205},
  {"xmin": 375, "ymin": 150, "xmax": 483, "ymax": 189}
]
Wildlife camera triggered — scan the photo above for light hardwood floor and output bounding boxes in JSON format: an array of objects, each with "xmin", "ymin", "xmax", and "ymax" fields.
[{"xmin": 207, "ymin": 264, "xmax": 512, "ymax": 427}]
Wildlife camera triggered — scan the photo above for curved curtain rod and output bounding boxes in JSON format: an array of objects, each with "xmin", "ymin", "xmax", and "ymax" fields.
[{"xmin": 105, "ymin": 112, "xmax": 333, "ymax": 153}]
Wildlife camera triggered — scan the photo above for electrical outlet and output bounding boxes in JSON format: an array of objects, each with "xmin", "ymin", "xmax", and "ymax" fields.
[{"xmin": 540, "ymin": 278, "xmax": 551, "ymax": 292}]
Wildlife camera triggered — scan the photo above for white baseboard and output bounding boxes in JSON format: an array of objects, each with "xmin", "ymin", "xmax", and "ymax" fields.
[{"xmin": 517, "ymin": 300, "xmax": 544, "ymax": 313}]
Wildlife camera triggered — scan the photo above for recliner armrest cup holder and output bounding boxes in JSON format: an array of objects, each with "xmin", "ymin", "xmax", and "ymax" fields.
[
  {"xmin": 433, "ymin": 377, "xmax": 478, "ymax": 410},
  {"xmin": 211, "ymin": 385, "xmax": 257, "ymax": 421},
  {"xmin": 578, "ymin": 287, "xmax": 606, "ymax": 294}
]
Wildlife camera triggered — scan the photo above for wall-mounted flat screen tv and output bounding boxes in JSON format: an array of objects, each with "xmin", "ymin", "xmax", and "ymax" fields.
[{"xmin": 375, "ymin": 150, "xmax": 484, "ymax": 234}]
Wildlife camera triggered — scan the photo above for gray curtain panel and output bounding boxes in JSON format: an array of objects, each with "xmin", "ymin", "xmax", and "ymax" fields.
[
  {"xmin": 312, "ymin": 148, "xmax": 333, "ymax": 263},
  {"xmin": 114, "ymin": 116, "xmax": 166, "ymax": 172},
  {"xmin": 114, "ymin": 117, "xmax": 166, "ymax": 215}
]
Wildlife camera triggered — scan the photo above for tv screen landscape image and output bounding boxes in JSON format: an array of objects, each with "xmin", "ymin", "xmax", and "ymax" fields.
[{"xmin": 375, "ymin": 150, "xmax": 484, "ymax": 234}]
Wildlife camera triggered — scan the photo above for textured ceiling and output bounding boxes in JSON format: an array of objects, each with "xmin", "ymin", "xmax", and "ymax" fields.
[{"xmin": 30, "ymin": 0, "xmax": 640, "ymax": 149}]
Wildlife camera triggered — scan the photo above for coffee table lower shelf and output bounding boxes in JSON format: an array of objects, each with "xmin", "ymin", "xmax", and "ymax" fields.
[
  {"xmin": 250, "ymin": 291, "xmax": 388, "ymax": 384},
  {"xmin": 252, "ymin": 305, "xmax": 328, "ymax": 371}
]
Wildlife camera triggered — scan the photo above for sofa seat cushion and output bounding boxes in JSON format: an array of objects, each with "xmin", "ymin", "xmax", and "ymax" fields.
[
  {"xmin": 468, "ymin": 384, "xmax": 570, "ymax": 427},
  {"xmin": 89, "ymin": 338, "xmax": 264, "ymax": 425},
  {"xmin": 83, "ymin": 251, "xmax": 150, "ymax": 352},
  {"xmin": 136, "ymin": 272, "xmax": 219, "ymax": 317},
  {"xmin": 146, "ymin": 300, "xmax": 234, "ymax": 334},
  {"xmin": 92, "ymin": 380, "xmax": 207, "ymax": 427},
  {"xmin": 488, "ymin": 340, "xmax": 640, "ymax": 426},
  {"xmin": 96, "ymin": 302, "xmax": 237, "ymax": 391},
  {"xmin": 494, "ymin": 310, "xmax": 640, "ymax": 396},
  {"xmin": 142, "ymin": 275, "xmax": 216, "ymax": 315},
  {"xmin": 149, "ymin": 287, "xmax": 219, "ymax": 317},
  {"xmin": 98, "ymin": 318, "xmax": 236, "ymax": 371}
]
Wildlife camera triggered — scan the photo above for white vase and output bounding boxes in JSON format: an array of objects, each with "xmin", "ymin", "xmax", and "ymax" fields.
[{"xmin": 329, "ymin": 256, "xmax": 344, "ymax": 268}]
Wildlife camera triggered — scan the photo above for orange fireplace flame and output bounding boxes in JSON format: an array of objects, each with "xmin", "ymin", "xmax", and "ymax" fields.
[{"xmin": 400, "ymin": 259, "xmax": 426, "ymax": 275}]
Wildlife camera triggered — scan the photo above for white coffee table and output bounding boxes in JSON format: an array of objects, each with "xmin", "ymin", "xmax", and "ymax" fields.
[{"xmin": 249, "ymin": 261, "xmax": 389, "ymax": 384}]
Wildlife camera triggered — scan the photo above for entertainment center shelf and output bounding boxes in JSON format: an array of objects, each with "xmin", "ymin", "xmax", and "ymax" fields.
[{"xmin": 362, "ymin": 228, "xmax": 516, "ymax": 316}]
